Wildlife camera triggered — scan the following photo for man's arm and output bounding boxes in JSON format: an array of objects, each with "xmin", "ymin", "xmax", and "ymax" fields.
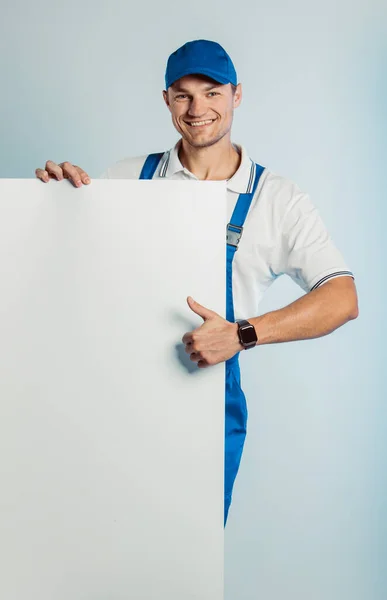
[
  {"xmin": 182, "ymin": 276, "xmax": 358, "ymax": 368},
  {"xmin": 247, "ymin": 275, "xmax": 358, "ymax": 346}
]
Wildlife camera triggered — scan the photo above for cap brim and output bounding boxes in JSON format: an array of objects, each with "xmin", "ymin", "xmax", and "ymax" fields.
[{"xmin": 167, "ymin": 67, "xmax": 234, "ymax": 89}]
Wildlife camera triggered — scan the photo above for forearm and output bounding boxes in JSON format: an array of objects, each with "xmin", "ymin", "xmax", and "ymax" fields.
[{"xmin": 248, "ymin": 276, "xmax": 359, "ymax": 346}]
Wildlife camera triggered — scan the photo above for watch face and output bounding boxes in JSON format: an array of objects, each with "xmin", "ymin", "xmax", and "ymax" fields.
[{"xmin": 240, "ymin": 324, "xmax": 257, "ymax": 344}]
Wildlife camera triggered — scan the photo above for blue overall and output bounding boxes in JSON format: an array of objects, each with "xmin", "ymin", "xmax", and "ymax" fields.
[{"xmin": 140, "ymin": 153, "xmax": 264, "ymax": 525}]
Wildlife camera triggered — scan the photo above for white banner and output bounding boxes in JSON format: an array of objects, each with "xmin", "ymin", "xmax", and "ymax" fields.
[{"xmin": 0, "ymin": 179, "xmax": 226, "ymax": 600}]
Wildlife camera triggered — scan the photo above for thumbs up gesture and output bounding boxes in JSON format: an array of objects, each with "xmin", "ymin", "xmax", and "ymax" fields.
[{"xmin": 182, "ymin": 297, "xmax": 242, "ymax": 368}]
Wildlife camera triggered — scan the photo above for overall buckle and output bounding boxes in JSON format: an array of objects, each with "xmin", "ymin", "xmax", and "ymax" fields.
[{"xmin": 226, "ymin": 223, "xmax": 243, "ymax": 249}]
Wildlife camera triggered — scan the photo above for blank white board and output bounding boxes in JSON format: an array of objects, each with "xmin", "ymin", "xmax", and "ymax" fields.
[{"xmin": 0, "ymin": 179, "xmax": 226, "ymax": 600}]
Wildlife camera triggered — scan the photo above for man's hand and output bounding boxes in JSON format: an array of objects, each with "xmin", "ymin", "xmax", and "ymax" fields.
[
  {"xmin": 182, "ymin": 296, "xmax": 242, "ymax": 368},
  {"xmin": 35, "ymin": 161, "xmax": 91, "ymax": 188}
]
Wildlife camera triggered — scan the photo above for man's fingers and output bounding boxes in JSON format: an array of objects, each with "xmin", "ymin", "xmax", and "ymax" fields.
[
  {"xmin": 68, "ymin": 164, "xmax": 91, "ymax": 185},
  {"xmin": 35, "ymin": 168, "xmax": 50, "ymax": 183},
  {"xmin": 35, "ymin": 161, "xmax": 63, "ymax": 182},
  {"xmin": 74, "ymin": 166, "xmax": 91, "ymax": 185},
  {"xmin": 36, "ymin": 161, "xmax": 90, "ymax": 187},
  {"xmin": 184, "ymin": 342, "xmax": 193, "ymax": 355},
  {"xmin": 190, "ymin": 352, "xmax": 208, "ymax": 369},
  {"xmin": 187, "ymin": 296, "xmax": 216, "ymax": 320},
  {"xmin": 45, "ymin": 160, "xmax": 64, "ymax": 181},
  {"xmin": 58, "ymin": 162, "xmax": 83, "ymax": 187},
  {"xmin": 182, "ymin": 332, "xmax": 193, "ymax": 345}
]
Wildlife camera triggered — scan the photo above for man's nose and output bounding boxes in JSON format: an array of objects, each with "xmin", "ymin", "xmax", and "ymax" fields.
[{"xmin": 187, "ymin": 97, "xmax": 207, "ymax": 117}]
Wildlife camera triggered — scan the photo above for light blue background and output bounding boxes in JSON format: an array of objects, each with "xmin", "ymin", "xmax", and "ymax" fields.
[{"xmin": 1, "ymin": 1, "xmax": 386, "ymax": 598}]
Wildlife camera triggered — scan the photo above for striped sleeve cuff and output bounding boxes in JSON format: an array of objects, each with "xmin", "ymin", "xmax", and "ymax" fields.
[{"xmin": 310, "ymin": 271, "xmax": 355, "ymax": 292}]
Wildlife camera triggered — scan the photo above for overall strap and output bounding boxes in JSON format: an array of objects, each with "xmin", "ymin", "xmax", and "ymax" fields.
[
  {"xmin": 139, "ymin": 153, "xmax": 164, "ymax": 180},
  {"xmin": 226, "ymin": 163, "xmax": 265, "ymax": 323}
]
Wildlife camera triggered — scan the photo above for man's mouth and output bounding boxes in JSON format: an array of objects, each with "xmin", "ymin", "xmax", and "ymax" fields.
[{"xmin": 184, "ymin": 119, "xmax": 216, "ymax": 128}]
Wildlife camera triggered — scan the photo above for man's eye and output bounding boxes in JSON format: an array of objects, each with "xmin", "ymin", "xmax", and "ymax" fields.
[
  {"xmin": 175, "ymin": 94, "xmax": 187, "ymax": 99},
  {"xmin": 208, "ymin": 92, "xmax": 219, "ymax": 97}
]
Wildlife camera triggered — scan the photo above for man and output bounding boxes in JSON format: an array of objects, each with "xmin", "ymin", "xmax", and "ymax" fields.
[{"xmin": 35, "ymin": 39, "xmax": 359, "ymax": 525}]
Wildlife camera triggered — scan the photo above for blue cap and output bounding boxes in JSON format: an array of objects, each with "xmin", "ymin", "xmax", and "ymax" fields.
[{"xmin": 165, "ymin": 40, "xmax": 237, "ymax": 89}]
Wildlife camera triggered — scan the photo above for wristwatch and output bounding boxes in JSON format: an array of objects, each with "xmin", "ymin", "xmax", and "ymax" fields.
[{"xmin": 236, "ymin": 319, "xmax": 258, "ymax": 350}]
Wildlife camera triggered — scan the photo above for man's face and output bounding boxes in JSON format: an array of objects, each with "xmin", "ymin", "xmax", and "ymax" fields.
[{"xmin": 163, "ymin": 75, "xmax": 242, "ymax": 149}]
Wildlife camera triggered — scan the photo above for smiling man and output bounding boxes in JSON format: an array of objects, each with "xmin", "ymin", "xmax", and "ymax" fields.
[{"xmin": 35, "ymin": 39, "xmax": 359, "ymax": 526}]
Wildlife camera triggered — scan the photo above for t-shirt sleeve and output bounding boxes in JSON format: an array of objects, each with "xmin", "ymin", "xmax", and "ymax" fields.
[{"xmin": 279, "ymin": 187, "xmax": 354, "ymax": 292}]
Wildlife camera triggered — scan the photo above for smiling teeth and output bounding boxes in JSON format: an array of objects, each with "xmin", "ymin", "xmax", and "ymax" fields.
[{"xmin": 189, "ymin": 120, "xmax": 214, "ymax": 126}]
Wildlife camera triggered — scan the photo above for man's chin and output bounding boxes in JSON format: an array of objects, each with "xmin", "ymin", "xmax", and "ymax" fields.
[{"xmin": 182, "ymin": 132, "xmax": 226, "ymax": 149}]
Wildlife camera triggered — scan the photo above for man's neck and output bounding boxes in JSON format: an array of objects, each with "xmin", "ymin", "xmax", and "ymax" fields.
[{"xmin": 178, "ymin": 137, "xmax": 241, "ymax": 181}]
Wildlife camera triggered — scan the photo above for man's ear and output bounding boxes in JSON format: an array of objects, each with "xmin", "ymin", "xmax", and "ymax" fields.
[
  {"xmin": 163, "ymin": 89, "xmax": 171, "ymax": 110},
  {"xmin": 233, "ymin": 83, "xmax": 242, "ymax": 108}
]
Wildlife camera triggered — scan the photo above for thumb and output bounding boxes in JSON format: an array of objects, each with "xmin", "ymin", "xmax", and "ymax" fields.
[{"xmin": 187, "ymin": 296, "xmax": 216, "ymax": 321}]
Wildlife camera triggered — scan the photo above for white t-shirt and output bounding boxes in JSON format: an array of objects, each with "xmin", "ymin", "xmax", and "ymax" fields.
[{"xmin": 102, "ymin": 142, "xmax": 354, "ymax": 319}]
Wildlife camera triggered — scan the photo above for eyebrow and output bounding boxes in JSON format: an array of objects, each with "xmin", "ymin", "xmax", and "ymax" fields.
[{"xmin": 172, "ymin": 83, "xmax": 222, "ymax": 93}]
